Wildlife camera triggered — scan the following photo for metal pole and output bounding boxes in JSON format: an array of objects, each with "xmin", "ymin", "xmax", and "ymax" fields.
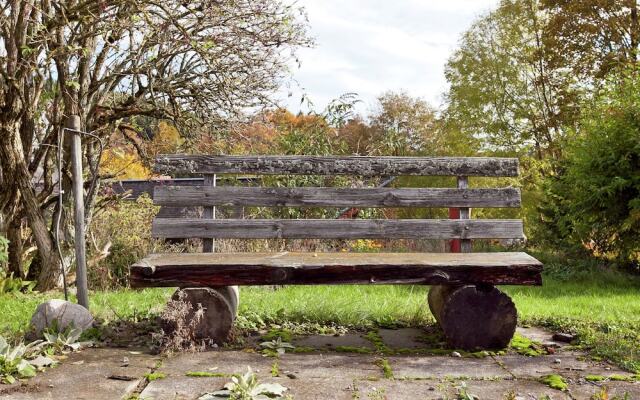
[{"xmin": 68, "ymin": 115, "xmax": 89, "ymax": 309}]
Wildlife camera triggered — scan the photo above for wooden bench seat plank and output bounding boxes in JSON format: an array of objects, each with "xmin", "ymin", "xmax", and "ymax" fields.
[
  {"xmin": 153, "ymin": 187, "xmax": 522, "ymax": 208},
  {"xmin": 154, "ymin": 155, "xmax": 519, "ymax": 177},
  {"xmin": 152, "ymin": 218, "xmax": 524, "ymax": 240},
  {"xmin": 130, "ymin": 252, "xmax": 542, "ymax": 287}
]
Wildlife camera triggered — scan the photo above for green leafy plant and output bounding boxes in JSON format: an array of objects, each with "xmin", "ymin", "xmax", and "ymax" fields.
[
  {"xmin": 259, "ymin": 337, "xmax": 295, "ymax": 357},
  {"xmin": 455, "ymin": 382, "xmax": 478, "ymax": 400},
  {"xmin": 0, "ymin": 270, "xmax": 35, "ymax": 294},
  {"xmin": 270, "ymin": 360, "xmax": 279, "ymax": 377},
  {"xmin": 198, "ymin": 367, "xmax": 288, "ymax": 399},
  {"xmin": 0, "ymin": 337, "xmax": 36, "ymax": 384},
  {"xmin": 42, "ymin": 326, "xmax": 82, "ymax": 352},
  {"xmin": 0, "ymin": 236, "xmax": 35, "ymax": 294}
]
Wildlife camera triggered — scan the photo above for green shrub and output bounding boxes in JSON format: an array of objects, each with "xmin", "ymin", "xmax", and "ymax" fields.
[
  {"xmin": 88, "ymin": 195, "xmax": 193, "ymax": 289},
  {"xmin": 0, "ymin": 271, "xmax": 35, "ymax": 294},
  {"xmin": 542, "ymin": 70, "xmax": 640, "ymax": 268},
  {"xmin": 0, "ymin": 236, "xmax": 8, "ymax": 266},
  {"xmin": 0, "ymin": 237, "xmax": 35, "ymax": 294}
]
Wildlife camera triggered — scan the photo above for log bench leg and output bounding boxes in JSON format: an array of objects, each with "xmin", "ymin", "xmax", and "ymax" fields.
[
  {"xmin": 428, "ymin": 284, "xmax": 516, "ymax": 350},
  {"xmin": 163, "ymin": 286, "xmax": 239, "ymax": 344}
]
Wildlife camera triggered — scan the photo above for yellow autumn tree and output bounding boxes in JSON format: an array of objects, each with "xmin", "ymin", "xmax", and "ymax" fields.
[{"xmin": 100, "ymin": 148, "xmax": 151, "ymax": 179}]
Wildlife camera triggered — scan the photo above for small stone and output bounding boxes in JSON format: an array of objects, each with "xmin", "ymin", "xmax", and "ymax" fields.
[
  {"xmin": 451, "ymin": 351, "xmax": 462, "ymax": 358},
  {"xmin": 30, "ymin": 355, "xmax": 55, "ymax": 368},
  {"xmin": 552, "ymin": 332, "xmax": 576, "ymax": 343},
  {"xmin": 30, "ymin": 299, "xmax": 94, "ymax": 336},
  {"xmin": 554, "ymin": 359, "xmax": 561, "ymax": 364}
]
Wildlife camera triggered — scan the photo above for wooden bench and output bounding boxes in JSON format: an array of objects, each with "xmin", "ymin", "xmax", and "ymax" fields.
[{"xmin": 130, "ymin": 155, "xmax": 543, "ymax": 350}]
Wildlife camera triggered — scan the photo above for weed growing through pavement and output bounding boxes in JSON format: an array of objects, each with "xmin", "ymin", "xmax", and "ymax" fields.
[{"xmin": 198, "ymin": 367, "xmax": 290, "ymax": 399}]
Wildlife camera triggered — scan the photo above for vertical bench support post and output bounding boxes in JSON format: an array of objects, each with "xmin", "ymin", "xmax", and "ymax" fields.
[
  {"xmin": 458, "ymin": 176, "xmax": 472, "ymax": 253},
  {"xmin": 203, "ymin": 174, "xmax": 216, "ymax": 253}
]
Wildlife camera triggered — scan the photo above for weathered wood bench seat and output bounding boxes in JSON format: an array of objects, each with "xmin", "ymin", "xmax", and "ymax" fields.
[
  {"xmin": 130, "ymin": 155, "xmax": 543, "ymax": 350},
  {"xmin": 132, "ymin": 252, "xmax": 542, "ymax": 286}
]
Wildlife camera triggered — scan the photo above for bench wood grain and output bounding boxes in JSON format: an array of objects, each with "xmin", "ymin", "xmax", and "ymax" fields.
[
  {"xmin": 151, "ymin": 218, "xmax": 525, "ymax": 240},
  {"xmin": 130, "ymin": 252, "xmax": 542, "ymax": 287},
  {"xmin": 153, "ymin": 186, "xmax": 522, "ymax": 208}
]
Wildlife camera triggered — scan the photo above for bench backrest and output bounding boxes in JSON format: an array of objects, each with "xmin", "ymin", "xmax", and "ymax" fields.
[{"xmin": 150, "ymin": 155, "xmax": 523, "ymax": 252}]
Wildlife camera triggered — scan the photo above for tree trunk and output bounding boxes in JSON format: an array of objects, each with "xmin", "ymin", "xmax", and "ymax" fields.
[
  {"xmin": 6, "ymin": 219, "xmax": 24, "ymax": 278},
  {"xmin": 0, "ymin": 122, "xmax": 60, "ymax": 290}
]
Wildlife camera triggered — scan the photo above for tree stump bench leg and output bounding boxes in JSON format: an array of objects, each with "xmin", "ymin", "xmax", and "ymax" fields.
[
  {"xmin": 162, "ymin": 286, "xmax": 239, "ymax": 345},
  {"xmin": 428, "ymin": 284, "xmax": 517, "ymax": 350}
]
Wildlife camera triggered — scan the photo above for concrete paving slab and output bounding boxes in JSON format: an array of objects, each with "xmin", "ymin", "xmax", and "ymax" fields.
[
  {"xmin": 388, "ymin": 355, "xmax": 510, "ymax": 380},
  {"xmin": 443, "ymin": 378, "xmax": 573, "ymax": 400},
  {"xmin": 356, "ymin": 379, "xmax": 446, "ymax": 400},
  {"xmin": 516, "ymin": 326, "xmax": 569, "ymax": 348},
  {"xmin": 496, "ymin": 353, "xmax": 631, "ymax": 380},
  {"xmin": 2, "ymin": 326, "xmax": 636, "ymax": 400},
  {"xmin": 570, "ymin": 381, "xmax": 640, "ymax": 399},
  {"xmin": 292, "ymin": 333, "xmax": 374, "ymax": 351},
  {"xmin": 0, "ymin": 348, "xmax": 158, "ymax": 400},
  {"xmin": 142, "ymin": 373, "xmax": 357, "ymax": 400},
  {"xmin": 377, "ymin": 328, "xmax": 433, "ymax": 349},
  {"xmin": 141, "ymin": 375, "xmax": 229, "ymax": 400},
  {"xmin": 277, "ymin": 353, "xmax": 382, "ymax": 379},
  {"xmin": 141, "ymin": 350, "xmax": 276, "ymax": 400},
  {"xmin": 279, "ymin": 377, "xmax": 357, "ymax": 400},
  {"xmin": 155, "ymin": 350, "xmax": 274, "ymax": 378}
]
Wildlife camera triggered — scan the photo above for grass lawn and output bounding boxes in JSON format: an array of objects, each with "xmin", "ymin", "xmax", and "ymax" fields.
[{"xmin": 1, "ymin": 259, "xmax": 639, "ymax": 372}]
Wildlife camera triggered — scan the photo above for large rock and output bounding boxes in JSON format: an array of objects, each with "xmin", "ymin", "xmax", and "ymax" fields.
[{"xmin": 30, "ymin": 299, "xmax": 94, "ymax": 336}]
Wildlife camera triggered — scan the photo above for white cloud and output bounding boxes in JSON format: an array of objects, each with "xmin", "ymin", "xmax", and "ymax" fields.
[{"xmin": 279, "ymin": 0, "xmax": 499, "ymax": 114}]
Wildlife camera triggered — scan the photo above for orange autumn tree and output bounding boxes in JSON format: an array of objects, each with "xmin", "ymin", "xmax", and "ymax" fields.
[{"xmin": 197, "ymin": 109, "xmax": 347, "ymax": 156}]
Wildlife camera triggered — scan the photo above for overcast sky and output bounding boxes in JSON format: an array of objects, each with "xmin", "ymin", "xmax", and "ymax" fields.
[{"xmin": 281, "ymin": 0, "xmax": 499, "ymax": 115}]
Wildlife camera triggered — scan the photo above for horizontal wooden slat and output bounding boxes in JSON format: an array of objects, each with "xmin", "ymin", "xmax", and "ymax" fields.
[
  {"xmin": 153, "ymin": 187, "xmax": 521, "ymax": 208},
  {"xmin": 151, "ymin": 219, "xmax": 524, "ymax": 239},
  {"xmin": 130, "ymin": 251, "xmax": 543, "ymax": 287},
  {"xmin": 154, "ymin": 155, "xmax": 519, "ymax": 177}
]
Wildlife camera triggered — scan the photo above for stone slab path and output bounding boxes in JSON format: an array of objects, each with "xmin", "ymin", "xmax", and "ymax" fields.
[{"xmin": 1, "ymin": 327, "xmax": 638, "ymax": 399}]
